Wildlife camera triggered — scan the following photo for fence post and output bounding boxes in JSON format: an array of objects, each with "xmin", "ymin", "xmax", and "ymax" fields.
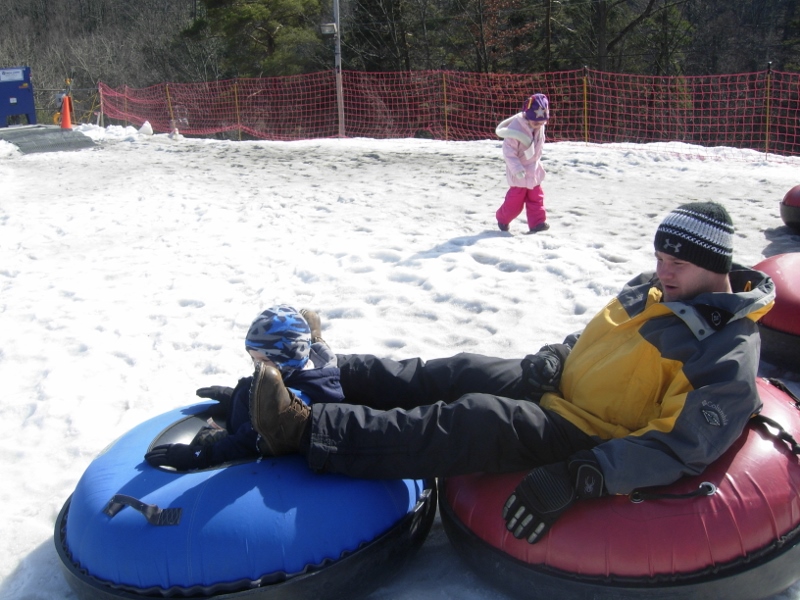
[
  {"xmin": 98, "ymin": 85, "xmax": 105, "ymax": 127},
  {"xmin": 442, "ymin": 72, "xmax": 448, "ymax": 141},
  {"xmin": 166, "ymin": 83, "xmax": 174, "ymax": 132},
  {"xmin": 333, "ymin": 0, "xmax": 345, "ymax": 138},
  {"xmin": 235, "ymin": 80, "xmax": 241, "ymax": 141},
  {"xmin": 335, "ymin": 68, "xmax": 345, "ymax": 138},
  {"xmin": 583, "ymin": 66, "xmax": 589, "ymax": 144},
  {"xmin": 765, "ymin": 62, "xmax": 772, "ymax": 158}
]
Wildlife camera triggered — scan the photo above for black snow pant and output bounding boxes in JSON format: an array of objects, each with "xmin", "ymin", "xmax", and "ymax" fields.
[{"xmin": 304, "ymin": 353, "xmax": 596, "ymax": 479}]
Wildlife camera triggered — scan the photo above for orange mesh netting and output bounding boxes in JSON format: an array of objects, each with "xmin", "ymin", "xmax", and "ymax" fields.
[{"xmin": 99, "ymin": 68, "xmax": 800, "ymax": 161}]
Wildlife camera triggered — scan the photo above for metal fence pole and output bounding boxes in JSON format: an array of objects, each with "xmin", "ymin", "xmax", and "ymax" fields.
[{"xmin": 334, "ymin": 0, "xmax": 345, "ymax": 138}]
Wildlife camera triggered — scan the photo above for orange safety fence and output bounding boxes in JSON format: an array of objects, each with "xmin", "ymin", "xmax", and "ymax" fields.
[{"xmin": 98, "ymin": 68, "xmax": 800, "ymax": 161}]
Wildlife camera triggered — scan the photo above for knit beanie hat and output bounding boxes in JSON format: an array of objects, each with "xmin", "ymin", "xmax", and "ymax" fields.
[
  {"xmin": 522, "ymin": 94, "xmax": 549, "ymax": 121},
  {"xmin": 245, "ymin": 305, "xmax": 311, "ymax": 373},
  {"xmin": 653, "ymin": 202, "xmax": 734, "ymax": 274}
]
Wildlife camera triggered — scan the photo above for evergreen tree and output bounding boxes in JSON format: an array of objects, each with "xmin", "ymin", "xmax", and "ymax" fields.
[{"xmin": 187, "ymin": 0, "xmax": 328, "ymax": 76}]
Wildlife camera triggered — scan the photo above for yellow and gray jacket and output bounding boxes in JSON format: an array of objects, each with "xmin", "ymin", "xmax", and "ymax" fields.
[{"xmin": 540, "ymin": 265, "xmax": 775, "ymax": 495}]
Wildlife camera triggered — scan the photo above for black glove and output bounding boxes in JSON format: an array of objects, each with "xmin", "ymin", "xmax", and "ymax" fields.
[
  {"xmin": 196, "ymin": 384, "xmax": 237, "ymax": 417},
  {"xmin": 503, "ymin": 450, "xmax": 605, "ymax": 544},
  {"xmin": 521, "ymin": 343, "xmax": 571, "ymax": 393},
  {"xmin": 196, "ymin": 385, "xmax": 234, "ymax": 403},
  {"xmin": 145, "ymin": 444, "xmax": 212, "ymax": 471},
  {"xmin": 191, "ymin": 423, "xmax": 229, "ymax": 446}
]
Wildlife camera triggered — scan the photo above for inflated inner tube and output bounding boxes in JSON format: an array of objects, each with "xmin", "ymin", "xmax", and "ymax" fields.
[
  {"xmin": 439, "ymin": 377, "xmax": 800, "ymax": 600},
  {"xmin": 755, "ymin": 253, "xmax": 800, "ymax": 371},
  {"xmin": 55, "ymin": 401, "xmax": 436, "ymax": 600},
  {"xmin": 781, "ymin": 185, "xmax": 800, "ymax": 232}
]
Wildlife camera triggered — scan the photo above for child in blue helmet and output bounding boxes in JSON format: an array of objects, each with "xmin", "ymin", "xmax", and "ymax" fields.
[
  {"xmin": 495, "ymin": 93, "xmax": 550, "ymax": 234},
  {"xmin": 145, "ymin": 305, "xmax": 344, "ymax": 471}
]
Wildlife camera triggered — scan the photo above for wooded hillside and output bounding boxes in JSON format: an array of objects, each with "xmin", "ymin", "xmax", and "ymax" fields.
[{"xmin": 1, "ymin": 0, "xmax": 797, "ymax": 93}]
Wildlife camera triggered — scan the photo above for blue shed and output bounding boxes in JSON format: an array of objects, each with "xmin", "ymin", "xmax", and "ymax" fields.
[{"xmin": 1, "ymin": 66, "xmax": 37, "ymax": 126}]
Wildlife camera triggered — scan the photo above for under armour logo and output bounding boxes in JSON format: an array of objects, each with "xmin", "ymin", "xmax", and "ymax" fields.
[{"xmin": 663, "ymin": 239, "xmax": 682, "ymax": 253}]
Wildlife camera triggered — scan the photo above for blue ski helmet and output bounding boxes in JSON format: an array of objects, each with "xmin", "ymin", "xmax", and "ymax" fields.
[{"xmin": 245, "ymin": 305, "xmax": 311, "ymax": 373}]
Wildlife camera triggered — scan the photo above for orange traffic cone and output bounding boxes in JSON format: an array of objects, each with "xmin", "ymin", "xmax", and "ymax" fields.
[{"xmin": 61, "ymin": 96, "xmax": 73, "ymax": 129}]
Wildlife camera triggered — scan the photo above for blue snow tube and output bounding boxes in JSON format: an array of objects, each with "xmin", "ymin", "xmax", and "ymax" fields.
[{"xmin": 55, "ymin": 402, "xmax": 436, "ymax": 599}]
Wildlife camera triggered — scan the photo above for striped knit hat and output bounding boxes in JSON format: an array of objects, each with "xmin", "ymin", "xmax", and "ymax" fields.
[{"xmin": 654, "ymin": 202, "xmax": 734, "ymax": 274}]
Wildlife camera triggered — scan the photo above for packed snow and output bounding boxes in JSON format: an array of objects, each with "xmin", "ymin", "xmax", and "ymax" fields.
[{"xmin": 1, "ymin": 124, "xmax": 799, "ymax": 599}]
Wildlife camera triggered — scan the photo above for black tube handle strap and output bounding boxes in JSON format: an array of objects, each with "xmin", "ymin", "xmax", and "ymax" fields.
[
  {"xmin": 629, "ymin": 482, "xmax": 717, "ymax": 504},
  {"xmin": 752, "ymin": 414, "xmax": 800, "ymax": 456},
  {"xmin": 766, "ymin": 378, "xmax": 800, "ymax": 409},
  {"xmin": 103, "ymin": 494, "xmax": 182, "ymax": 526}
]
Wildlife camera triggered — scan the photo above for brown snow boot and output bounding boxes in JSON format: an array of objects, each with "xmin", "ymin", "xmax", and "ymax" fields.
[
  {"xmin": 300, "ymin": 308, "xmax": 325, "ymax": 344},
  {"xmin": 249, "ymin": 362, "xmax": 310, "ymax": 456}
]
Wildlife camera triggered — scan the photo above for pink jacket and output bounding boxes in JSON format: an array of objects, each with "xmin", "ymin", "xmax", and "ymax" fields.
[{"xmin": 496, "ymin": 113, "xmax": 546, "ymax": 188}]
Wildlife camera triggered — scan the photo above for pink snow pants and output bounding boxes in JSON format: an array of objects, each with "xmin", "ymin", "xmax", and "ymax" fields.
[{"xmin": 496, "ymin": 185, "xmax": 546, "ymax": 229}]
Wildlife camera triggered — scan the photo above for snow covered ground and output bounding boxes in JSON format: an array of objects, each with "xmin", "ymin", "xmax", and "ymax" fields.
[{"xmin": 1, "ymin": 125, "xmax": 799, "ymax": 599}]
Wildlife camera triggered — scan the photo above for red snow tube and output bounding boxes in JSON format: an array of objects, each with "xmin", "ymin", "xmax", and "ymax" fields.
[
  {"xmin": 781, "ymin": 185, "xmax": 800, "ymax": 232},
  {"xmin": 755, "ymin": 253, "xmax": 800, "ymax": 371},
  {"xmin": 439, "ymin": 378, "xmax": 800, "ymax": 600}
]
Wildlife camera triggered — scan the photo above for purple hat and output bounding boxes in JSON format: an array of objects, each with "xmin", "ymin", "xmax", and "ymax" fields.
[{"xmin": 523, "ymin": 94, "xmax": 549, "ymax": 121}]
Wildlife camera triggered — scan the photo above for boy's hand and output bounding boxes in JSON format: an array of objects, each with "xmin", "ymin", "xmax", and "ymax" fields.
[
  {"xmin": 196, "ymin": 386, "xmax": 234, "ymax": 403},
  {"xmin": 145, "ymin": 444, "xmax": 211, "ymax": 471}
]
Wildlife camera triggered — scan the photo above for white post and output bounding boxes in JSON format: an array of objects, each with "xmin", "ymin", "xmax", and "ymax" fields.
[{"xmin": 333, "ymin": 0, "xmax": 345, "ymax": 138}]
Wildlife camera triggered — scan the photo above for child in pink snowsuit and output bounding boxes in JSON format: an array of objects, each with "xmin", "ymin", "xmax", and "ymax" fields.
[{"xmin": 495, "ymin": 93, "xmax": 549, "ymax": 234}]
